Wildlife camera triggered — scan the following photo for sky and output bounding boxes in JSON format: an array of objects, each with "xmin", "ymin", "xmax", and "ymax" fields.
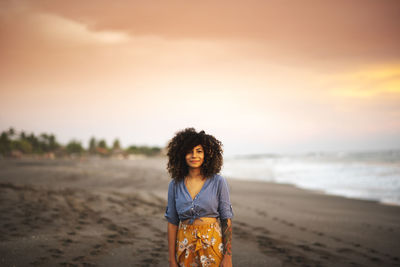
[{"xmin": 1, "ymin": 0, "xmax": 400, "ymax": 156}]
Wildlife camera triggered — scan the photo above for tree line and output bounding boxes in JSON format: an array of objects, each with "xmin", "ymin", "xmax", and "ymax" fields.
[{"xmin": 0, "ymin": 127, "xmax": 162, "ymax": 158}]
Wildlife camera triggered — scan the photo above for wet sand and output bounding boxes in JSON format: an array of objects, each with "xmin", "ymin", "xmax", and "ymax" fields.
[{"xmin": 0, "ymin": 157, "xmax": 399, "ymax": 266}]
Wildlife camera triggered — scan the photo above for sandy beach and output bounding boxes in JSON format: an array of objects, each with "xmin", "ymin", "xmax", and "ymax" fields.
[{"xmin": 0, "ymin": 157, "xmax": 399, "ymax": 267}]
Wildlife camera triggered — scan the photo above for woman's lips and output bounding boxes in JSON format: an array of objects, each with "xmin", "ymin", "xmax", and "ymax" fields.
[{"xmin": 190, "ymin": 161, "xmax": 200, "ymax": 163}]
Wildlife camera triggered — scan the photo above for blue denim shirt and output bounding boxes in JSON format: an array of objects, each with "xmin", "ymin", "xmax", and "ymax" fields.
[{"xmin": 165, "ymin": 174, "xmax": 233, "ymax": 225}]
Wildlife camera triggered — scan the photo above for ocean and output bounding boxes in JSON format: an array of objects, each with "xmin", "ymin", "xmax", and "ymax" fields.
[{"xmin": 222, "ymin": 149, "xmax": 400, "ymax": 206}]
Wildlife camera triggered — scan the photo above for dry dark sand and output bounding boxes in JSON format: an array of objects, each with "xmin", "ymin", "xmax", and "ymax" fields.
[{"xmin": 0, "ymin": 157, "xmax": 399, "ymax": 267}]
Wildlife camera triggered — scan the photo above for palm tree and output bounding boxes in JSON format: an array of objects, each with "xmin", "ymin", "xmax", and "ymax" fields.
[
  {"xmin": 98, "ymin": 139, "xmax": 108, "ymax": 150},
  {"xmin": 0, "ymin": 131, "xmax": 11, "ymax": 155},
  {"xmin": 112, "ymin": 139, "xmax": 121, "ymax": 150},
  {"xmin": 89, "ymin": 137, "xmax": 97, "ymax": 154}
]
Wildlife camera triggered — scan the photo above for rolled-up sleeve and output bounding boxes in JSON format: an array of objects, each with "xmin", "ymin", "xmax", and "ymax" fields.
[
  {"xmin": 165, "ymin": 180, "xmax": 180, "ymax": 225},
  {"xmin": 218, "ymin": 176, "xmax": 234, "ymax": 220}
]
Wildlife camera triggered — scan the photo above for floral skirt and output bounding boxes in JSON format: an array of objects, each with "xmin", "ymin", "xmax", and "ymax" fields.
[{"xmin": 176, "ymin": 221, "xmax": 224, "ymax": 267}]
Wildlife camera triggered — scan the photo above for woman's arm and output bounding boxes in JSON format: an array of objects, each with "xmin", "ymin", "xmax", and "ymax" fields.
[
  {"xmin": 220, "ymin": 218, "xmax": 232, "ymax": 266},
  {"xmin": 167, "ymin": 222, "xmax": 179, "ymax": 266},
  {"xmin": 165, "ymin": 180, "xmax": 180, "ymax": 265}
]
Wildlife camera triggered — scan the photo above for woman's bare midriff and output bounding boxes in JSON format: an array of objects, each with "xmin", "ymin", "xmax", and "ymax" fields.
[{"xmin": 181, "ymin": 217, "xmax": 218, "ymax": 225}]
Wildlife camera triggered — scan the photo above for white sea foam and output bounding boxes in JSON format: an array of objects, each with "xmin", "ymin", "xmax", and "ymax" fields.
[{"xmin": 221, "ymin": 150, "xmax": 400, "ymax": 205}]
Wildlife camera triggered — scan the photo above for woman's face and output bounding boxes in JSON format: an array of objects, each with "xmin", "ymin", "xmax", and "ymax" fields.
[{"xmin": 185, "ymin": 144, "xmax": 204, "ymax": 169}]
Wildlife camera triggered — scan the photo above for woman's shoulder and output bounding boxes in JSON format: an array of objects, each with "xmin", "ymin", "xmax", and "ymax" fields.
[
  {"xmin": 168, "ymin": 179, "xmax": 178, "ymax": 188},
  {"xmin": 211, "ymin": 173, "xmax": 227, "ymax": 184},
  {"xmin": 168, "ymin": 178, "xmax": 185, "ymax": 187}
]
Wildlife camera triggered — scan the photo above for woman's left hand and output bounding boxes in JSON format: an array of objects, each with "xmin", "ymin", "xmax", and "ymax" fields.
[{"xmin": 220, "ymin": 255, "xmax": 232, "ymax": 267}]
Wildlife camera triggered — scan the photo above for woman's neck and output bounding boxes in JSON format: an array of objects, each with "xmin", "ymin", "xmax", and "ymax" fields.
[{"xmin": 187, "ymin": 168, "xmax": 203, "ymax": 180}]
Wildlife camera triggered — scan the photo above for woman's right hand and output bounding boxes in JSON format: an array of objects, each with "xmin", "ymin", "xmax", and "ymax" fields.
[{"xmin": 167, "ymin": 222, "xmax": 179, "ymax": 267}]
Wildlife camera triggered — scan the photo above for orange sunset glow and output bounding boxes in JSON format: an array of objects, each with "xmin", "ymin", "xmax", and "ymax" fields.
[{"xmin": 1, "ymin": 0, "xmax": 400, "ymax": 156}]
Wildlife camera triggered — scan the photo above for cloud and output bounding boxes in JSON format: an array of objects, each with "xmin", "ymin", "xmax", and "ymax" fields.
[
  {"xmin": 27, "ymin": 0, "xmax": 400, "ymax": 67},
  {"xmin": 0, "ymin": 2, "xmax": 130, "ymax": 47},
  {"xmin": 328, "ymin": 66, "xmax": 400, "ymax": 98},
  {"xmin": 30, "ymin": 13, "xmax": 130, "ymax": 45},
  {"xmin": 2, "ymin": 0, "xmax": 400, "ymax": 71}
]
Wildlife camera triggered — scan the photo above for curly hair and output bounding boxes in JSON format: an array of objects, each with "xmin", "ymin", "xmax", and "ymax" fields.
[{"xmin": 166, "ymin": 127, "xmax": 223, "ymax": 182}]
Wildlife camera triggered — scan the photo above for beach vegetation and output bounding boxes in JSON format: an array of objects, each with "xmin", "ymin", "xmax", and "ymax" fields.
[
  {"xmin": 98, "ymin": 139, "xmax": 108, "ymax": 149},
  {"xmin": 88, "ymin": 137, "xmax": 97, "ymax": 154},
  {"xmin": 0, "ymin": 127, "xmax": 163, "ymax": 159},
  {"xmin": 126, "ymin": 145, "xmax": 161, "ymax": 156},
  {"xmin": 112, "ymin": 139, "xmax": 121, "ymax": 150},
  {"xmin": 66, "ymin": 140, "xmax": 84, "ymax": 155}
]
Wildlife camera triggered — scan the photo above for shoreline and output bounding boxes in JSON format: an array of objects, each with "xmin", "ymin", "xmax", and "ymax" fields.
[
  {"xmin": 226, "ymin": 175, "xmax": 398, "ymax": 209},
  {"xmin": 227, "ymin": 174, "xmax": 400, "ymax": 208},
  {"xmin": 4, "ymin": 156, "xmax": 397, "ymax": 207}
]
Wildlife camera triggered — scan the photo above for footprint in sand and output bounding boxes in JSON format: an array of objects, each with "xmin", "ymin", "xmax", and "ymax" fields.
[
  {"xmin": 233, "ymin": 226, "xmax": 250, "ymax": 240},
  {"xmin": 312, "ymin": 242, "xmax": 327, "ymax": 248},
  {"xmin": 278, "ymin": 219, "xmax": 296, "ymax": 228},
  {"xmin": 141, "ymin": 257, "xmax": 159, "ymax": 265},
  {"xmin": 155, "ymin": 242, "xmax": 167, "ymax": 250},
  {"xmin": 297, "ymin": 244, "xmax": 312, "ymax": 251},
  {"xmin": 96, "ymin": 217, "xmax": 108, "ymax": 224},
  {"xmin": 286, "ymin": 255, "xmax": 307, "ymax": 264},
  {"xmin": 251, "ymin": 226, "xmax": 270, "ymax": 236},
  {"xmin": 4, "ymin": 223, "xmax": 16, "ymax": 231},
  {"xmin": 155, "ymin": 231, "xmax": 165, "ymax": 238},
  {"xmin": 51, "ymin": 213, "xmax": 60, "ymax": 219},
  {"xmin": 117, "ymin": 228, "xmax": 129, "ymax": 235},
  {"xmin": 117, "ymin": 240, "xmax": 133, "ymax": 244},
  {"xmin": 90, "ymin": 250, "xmax": 101, "ymax": 256},
  {"xmin": 60, "ymin": 238, "xmax": 74, "ymax": 246},
  {"xmin": 150, "ymin": 252, "xmax": 160, "ymax": 257},
  {"xmin": 369, "ymin": 256, "xmax": 382, "ymax": 262},
  {"xmin": 79, "ymin": 212, "xmax": 88, "ymax": 219},
  {"xmin": 107, "ymin": 223, "xmax": 118, "ymax": 231},
  {"xmin": 336, "ymin": 247, "xmax": 353, "ymax": 253},
  {"xmin": 48, "ymin": 248, "xmax": 64, "ymax": 258},
  {"xmin": 30, "ymin": 256, "xmax": 49, "ymax": 266},
  {"xmin": 59, "ymin": 262, "xmax": 78, "ymax": 267},
  {"xmin": 235, "ymin": 221, "xmax": 249, "ymax": 227},
  {"xmin": 253, "ymin": 226, "xmax": 265, "ymax": 232},
  {"xmin": 107, "ymin": 234, "xmax": 118, "ymax": 239},
  {"xmin": 82, "ymin": 263, "xmax": 96, "ymax": 267},
  {"xmin": 72, "ymin": 256, "xmax": 85, "ymax": 262},
  {"xmin": 315, "ymin": 231, "xmax": 325, "ymax": 236}
]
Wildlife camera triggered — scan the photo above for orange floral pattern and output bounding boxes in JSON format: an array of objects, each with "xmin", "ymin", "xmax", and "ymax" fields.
[{"xmin": 176, "ymin": 221, "xmax": 223, "ymax": 267}]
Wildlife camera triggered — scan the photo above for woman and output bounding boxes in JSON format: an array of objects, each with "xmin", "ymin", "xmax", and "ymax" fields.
[{"xmin": 165, "ymin": 128, "xmax": 233, "ymax": 267}]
